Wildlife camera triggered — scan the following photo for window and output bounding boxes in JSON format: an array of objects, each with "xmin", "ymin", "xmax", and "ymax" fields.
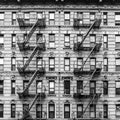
[
  {"xmin": 77, "ymin": 104, "xmax": 83, "ymax": 118},
  {"xmin": 116, "ymin": 81, "xmax": 120, "ymax": 95},
  {"xmin": 11, "ymin": 57, "xmax": 16, "ymax": 71},
  {"xmin": 49, "ymin": 57, "xmax": 55, "ymax": 71},
  {"xmin": 23, "ymin": 104, "xmax": 29, "ymax": 115},
  {"xmin": 23, "ymin": 57, "xmax": 28, "ymax": 66},
  {"xmin": 49, "ymin": 34, "xmax": 55, "ymax": 48},
  {"xmin": 0, "ymin": 13, "xmax": 4, "ymax": 25},
  {"xmin": 90, "ymin": 58, "xmax": 96, "ymax": 70},
  {"xmin": 103, "ymin": 34, "xmax": 108, "ymax": 49},
  {"xmin": 90, "ymin": 34, "xmax": 96, "ymax": 47},
  {"xmin": 115, "ymin": 35, "xmax": 120, "ymax": 49},
  {"xmin": 115, "ymin": 12, "xmax": 120, "ymax": 25},
  {"xmin": 77, "ymin": 81, "xmax": 83, "ymax": 93},
  {"xmin": 49, "ymin": 12, "xmax": 55, "ymax": 25},
  {"xmin": 64, "ymin": 80, "xmax": 70, "ymax": 94},
  {"xmin": 64, "ymin": 58, "xmax": 70, "ymax": 71},
  {"xmin": 24, "ymin": 12, "xmax": 29, "ymax": 22},
  {"xmin": 90, "ymin": 81, "xmax": 96, "ymax": 95},
  {"xmin": 77, "ymin": 58, "xmax": 83, "ymax": 69},
  {"xmin": 11, "ymin": 34, "xmax": 16, "ymax": 49},
  {"xmin": 0, "ymin": 35, "xmax": 4, "ymax": 49},
  {"xmin": 37, "ymin": 12, "xmax": 43, "ymax": 19},
  {"xmin": 36, "ymin": 34, "xmax": 43, "ymax": 43},
  {"xmin": 64, "ymin": 12, "xmax": 70, "ymax": 25},
  {"xmin": 49, "ymin": 103, "xmax": 55, "ymax": 118},
  {"xmin": 12, "ymin": 12, "xmax": 16, "ymax": 25},
  {"xmin": 103, "ymin": 81, "xmax": 108, "ymax": 95},
  {"xmin": 36, "ymin": 80, "xmax": 42, "ymax": 93},
  {"xmin": 77, "ymin": 12, "xmax": 83, "ymax": 24},
  {"xmin": 104, "ymin": 57, "xmax": 108, "ymax": 71},
  {"xmin": 0, "ymin": 58, "xmax": 3, "ymax": 71},
  {"xmin": 116, "ymin": 104, "xmax": 120, "ymax": 117},
  {"xmin": 49, "ymin": 81, "xmax": 55, "ymax": 94},
  {"xmin": 36, "ymin": 57, "xmax": 43, "ymax": 69},
  {"xmin": 64, "ymin": 34, "xmax": 70, "ymax": 48},
  {"xmin": 11, "ymin": 104, "xmax": 16, "ymax": 118},
  {"xmin": 36, "ymin": 104, "xmax": 42, "ymax": 118},
  {"xmin": 103, "ymin": 104, "xmax": 108, "ymax": 118},
  {"xmin": 77, "ymin": 34, "xmax": 83, "ymax": 43},
  {"xmin": 103, "ymin": 12, "xmax": 107, "ymax": 25},
  {"xmin": 116, "ymin": 58, "xmax": 120, "ymax": 71},
  {"xmin": 0, "ymin": 81, "xmax": 3, "ymax": 94},
  {"xmin": 90, "ymin": 104, "xmax": 96, "ymax": 118},
  {"xmin": 0, "ymin": 104, "xmax": 3, "ymax": 118},
  {"xmin": 90, "ymin": 12, "xmax": 95, "ymax": 23},
  {"xmin": 64, "ymin": 104, "xmax": 70, "ymax": 118},
  {"xmin": 11, "ymin": 80, "xmax": 15, "ymax": 94},
  {"xmin": 23, "ymin": 80, "xmax": 29, "ymax": 95}
]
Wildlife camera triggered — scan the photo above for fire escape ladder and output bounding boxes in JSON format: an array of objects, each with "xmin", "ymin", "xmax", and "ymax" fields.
[
  {"xmin": 81, "ymin": 93, "xmax": 97, "ymax": 118},
  {"xmin": 23, "ymin": 46, "xmax": 38, "ymax": 71},
  {"xmin": 29, "ymin": 93, "xmax": 39, "ymax": 112},
  {"xmin": 24, "ymin": 20, "xmax": 40, "ymax": 45},
  {"xmin": 22, "ymin": 69, "xmax": 38, "ymax": 94},
  {"xmin": 78, "ymin": 20, "xmax": 97, "ymax": 48},
  {"xmin": 80, "ymin": 44, "xmax": 97, "ymax": 71}
]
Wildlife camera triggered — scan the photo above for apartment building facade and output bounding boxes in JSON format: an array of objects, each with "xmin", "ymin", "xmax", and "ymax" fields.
[{"xmin": 0, "ymin": 0, "xmax": 120, "ymax": 120}]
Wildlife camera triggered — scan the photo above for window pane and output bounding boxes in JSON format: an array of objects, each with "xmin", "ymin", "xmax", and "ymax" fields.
[
  {"xmin": 116, "ymin": 59, "xmax": 120, "ymax": 65},
  {"xmin": 116, "ymin": 14, "xmax": 120, "ymax": 20},
  {"xmin": 116, "ymin": 35, "xmax": 120, "ymax": 42},
  {"xmin": 12, "ymin": 13, "xmax": 16, "ymax": 19},
  {"xmin": 50, "ymin": 13, "xmax": 54, "ymax": 19},
  {"xmin": 0, "ymin": 58, "xmax": 3, "ymax": 64},
  {"xmin": 90, "ymin": 35, "xmax": 96, "ymax": 43},
  {"xmin": 38, "ymin": 12, "xmax": 42, "ymax": 19},
  {"xmin": 50, "ymin": 82, "xmax": 54, "ymax": 88},
  {"xmin": 0, "ymin": 36, "xmax": 3, "ymax": 44},
  {"xmin": 24, "ymin": 13, "xmax": 29, "ymax": 19},
  {"xmin": 0, "ymin": 13, "xmax": 4, "ymax": 20},
  {"xmin": 65, "ymin": 13, "xmax": 70, "ymax": 19},
  {"xmin": 116, "ymin": 82, "xmax": 120, "ymax": 88}
]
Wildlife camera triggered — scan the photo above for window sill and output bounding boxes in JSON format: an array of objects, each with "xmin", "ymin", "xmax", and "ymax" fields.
[
  {"xmin": 63, "ymin": 47, "xmax": 72, "ymax": 49},
  {"xmin": 47, "ymin": 48, "xmax": 56, "ymax": 50},
  {"xmin": 48, "ymin": 94, "xmax": 56, "ymax": 97},
  {"xmin": 63, "ymin": 94, "xmax": 71, "ymax": 97}
]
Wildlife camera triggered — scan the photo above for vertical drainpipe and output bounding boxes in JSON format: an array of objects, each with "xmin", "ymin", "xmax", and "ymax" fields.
[{"xmin": 58, "ymin": 10, "xmax": 61, "ymax": 119}]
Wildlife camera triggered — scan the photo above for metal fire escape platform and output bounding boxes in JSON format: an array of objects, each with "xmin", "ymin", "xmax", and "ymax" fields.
[
  {"xmin": 17, "ymin": 18, "xmax": 46, "ymax": 51},
  {"xmin": 73, "ymin": 18, "xmax": 101, "ymax": 29}
]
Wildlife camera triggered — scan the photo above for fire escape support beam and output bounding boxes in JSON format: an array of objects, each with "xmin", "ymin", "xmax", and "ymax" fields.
[
  {"xmin": 78, "ymin": 20, "xmax": 97, "ymax": 48},
  {"xmin": 81, "ymin": 94, "xmax": 96, "ymax": 118},
  {"xmin": 80, "ymin": 44, "xmax": 97, "ymax": 71},
  {"xmin": 80, "ymin": 68, "xmax": 97, "ymax": 94},
  {"xmin": 24, "ymin": 19, "xmax": 39, "ymax": 46},
  {"xmin": 29, "ymin": 93, "xmax": 39, "ymax": 111},
  {"xmin": 22, "ymin": 70, "xmax": 39, "ymax": 94},
  {"xmin": 23, "ymin": 46, "xmax": 38, "ymax": 71}
]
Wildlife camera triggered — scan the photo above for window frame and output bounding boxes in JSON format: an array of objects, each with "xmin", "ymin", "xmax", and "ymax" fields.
[
  {"xmin": 64, "ymin": 80, "xmax": 70, "ymax": 94},
  {"xmin": 11, "ymin": 104, "xmax": 16, "ymax": 118},
  {"xmin": 115, "ymin": 12, "xmax": 120, "ymax": 26},
  {"xmin": 49, "ymin": 34, "xmax": 55, "ymax": 48},
  {"xmin": 64, "ymin": 104, "xmax": 70, "ymax": 118},
  {"xmin": 12, "ymin": 12, "xmax": 16, "ymax": 25},
  {"xmin": 0, "ymin": 104, "xmax": 3, "ymax": 118},
  {"xmin": 103, "ymin": 34, "xmax": 108, "ymax": 50},
  {"xmin": 64, "ymin": 12, "xmax": 70, "ymax": 25},
  {"xmin": 11, "ymin": 57, "xmax": 16, "ymax": 71},
  {"xmin": 116, "ymin": 81, "xmax": 120, "ymax": 95},
  {"xmin": 90, "ymin": 81, "xmax": 96, "ymax": 95},
  {"xmin": 90, "ymin": 104, "xmax": 96, "ymax": 118},
  {"xmin": 49, "ymin": 57, "xmax": 55, "ymax": 71},
  {"xmin": 49, "ymin": 103, "xmax": 55, "ymax": 118},
  {"xmin": 49, "ymin": 81, "xmax": 55, "ymax": 94},
  {"xmin": 36, "ymin": 104, "xmax": 42, "ymax": 118},
  {"xmin": 77, "ymin": 104, "xmax": 83, "ymax": 118},
  {"xmin": 64, "ymin": 34, "xmax": 70, "ymax": 48},
  {"xmin": 116, "ymin": 58, "xmax": 120, "ymax": 71},
  {"xmin": 103, "ymin": 81, "xmax": 108, "ymax": 95},
  {"xmin": 49, "ymin": 12, "xmax": 55, "ymax": 25},
  {"xmin": 64, "ymin": 58, "xmax": 70, "ymax": 71},
  {"xmin": 103, "ymin": 104, "xmax": 108, "ymax": 118},
  {"xmin": 11, "ymin": 34, "xmax": 16, "ymax": 49},
  {"xmin": 11, "ymin": 80, "xmax": 15, "ymax": 94},
  {"xmin": 104, "ymin": 57, "xmax": 108, "ymax": 71},
  {"xmin": 0, "ymin": 81, "xmax": 3, "ymax": 94},
  {"xmin": 103, "ymin": 12, "xmax": 108, "ymax": 25}
]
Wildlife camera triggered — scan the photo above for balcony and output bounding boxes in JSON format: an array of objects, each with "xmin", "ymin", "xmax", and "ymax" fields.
[
  {"xmin": 74, "ymin": 43, "xmax": 102, "ymax": 52},
  {"xmin": 74, "ymin": 67, "xmax": 102, "ymax": 76},
  {"xmin": 73, "ymin": 18, "xmax": 101, "ymax": 29},
  {"xmin": 17, "ymin": 17, "xmax": 46, "ymax": 28}
]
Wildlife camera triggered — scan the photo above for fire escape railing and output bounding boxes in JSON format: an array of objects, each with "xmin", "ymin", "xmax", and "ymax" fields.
[{"xmin": 17, "ymin": 12, "xmax": 46, "ymax": 120}]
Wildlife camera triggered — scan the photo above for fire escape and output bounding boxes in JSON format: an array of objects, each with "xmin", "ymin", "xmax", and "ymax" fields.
[
  {"xmin": 17, "ymin": 12, "xmax": 46, "ymax": 120},
  {"xmin": 73, "ymin": 13, "xmax": 102, "ymax": 120}
]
